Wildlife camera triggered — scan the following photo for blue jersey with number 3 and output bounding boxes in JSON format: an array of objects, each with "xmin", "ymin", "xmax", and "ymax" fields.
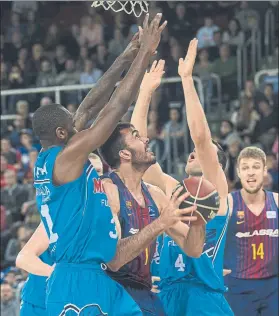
[
  {"xmin": 159, "ymin": 208, "xmax": 230, "ymax": 292},
  {"xmin": 33, "ymin": 146, "xmax": 118, "ymax": 264}
]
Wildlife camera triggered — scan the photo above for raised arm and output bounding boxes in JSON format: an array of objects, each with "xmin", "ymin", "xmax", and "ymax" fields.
[
  {"xmin": 73, "ymin": 35, "xmax": 140, "ymax": 132},
  {"xmin": 16, "ymin": 222, "xmax": 53, "ymax": 277},
  {"xmin": 178, "ymin": 39, "xmax": 228, "ymax": 198},
  {"xmin": 54, "ymin": 14, "xmax": 168, "ymax": 185}
]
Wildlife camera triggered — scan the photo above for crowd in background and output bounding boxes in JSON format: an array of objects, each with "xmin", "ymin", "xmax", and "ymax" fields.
[{"xmin": 0, "ymin": 1, "xmax": 278, "ymax": 314}]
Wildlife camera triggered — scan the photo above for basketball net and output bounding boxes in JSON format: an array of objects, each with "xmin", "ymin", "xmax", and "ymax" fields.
[
  {"xmin": 188, "ymin": 176, "xmax": 203, "ymax": 226},
  {"xmin": 91, "ymin": 1, "xmax": 149, "ymax": 18}
]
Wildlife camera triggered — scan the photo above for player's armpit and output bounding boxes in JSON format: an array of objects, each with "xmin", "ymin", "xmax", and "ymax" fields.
[
  {"xmin": 16, "ymin": 223, "xmax": 53, "ymax": 277},
  {"xmin": 223, "ymin": 269, "xmax": 232, "ymax": 276}
]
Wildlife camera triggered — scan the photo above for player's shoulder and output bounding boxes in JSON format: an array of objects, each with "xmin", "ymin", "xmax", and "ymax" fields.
[
  {"xmin": 145, "ymin": 182, "xmax": 165, "ymax": 196},
  {"xmin": 272, "ymin": 192, "xmax": 278, "ymax": 208}
]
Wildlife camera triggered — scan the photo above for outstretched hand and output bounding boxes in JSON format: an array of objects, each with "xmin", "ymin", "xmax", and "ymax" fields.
[
  {"xmin": 140, "ymin": 59, "xmax": 165, "ymax": 92},
  {"xmin": 140, "ymin": 13, "xmax": 167, "ymax": 54},
  {"xmin": 178, "ymin": 38, "xmax": 198, "ymax": 78}
]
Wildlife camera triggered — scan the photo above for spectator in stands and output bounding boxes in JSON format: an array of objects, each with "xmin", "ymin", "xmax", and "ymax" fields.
[
  {"xmin": 194, "ymin": 48, "xmax": 213, "ymax": 78},
  {"xmin": 80, "ymin": 59, "xmax": 103, "ymax": 85},
  {"xmin": 1, "ymin": 169, "xmax": 29, "ymax": 222},
  {"xmin": 231, "ymin": 96, "xmax": 260, "ymax": 141},
  {"xmin": 260, "ymin": 46, "xmax": 278, "ymax": 70},
  {"xmin": 235, "ymin": 1, "xmax": 260, "ymax": 32},
  {"xmin": 15, "ymin": 100, "xmax": 32, "ymax": 129},
  {"xmin": 263, "ymin": 83, "xmax": 278, "ymax": 109},
  {"xmin": 226, "ymin": 134, "xmax": 243, "ymax": 190},
  {"xmin": 1, "ymin": 62, "xmax": 9, "ymax": 90},
  {"xmin": 80, "ymin": 15, "xmax": 104, "ymax": 49},
  {"xmin": 241, "ymin": 79, "xmax": 256, "ymax": 99},
  {"xmin": 218, "ymin": 120, "xmax": 238, "ymax": 149},
  {"xmin": 266, "ymin": 152, "xmax": 279, "ymax": 192},
  {"xmin": 1, "ymin": 138, "xmax": 21, "ymax": 170},
  {"xmin": 76, "ymin": 46, "xmax": 89, "ymax": 72},
  {"xmin": 66, "ymin": 104, "xmax": 77, "ymax": 114},
  {"xmin": 56, "ymin": 58, "xmax": 80, "ymax": 86},
  {"xmin": 36, "ymin": 58, "xmax": 56, "ymax": 87},
  {"xmin": 28, "ymin": 43, "xmax": 44, "ymax": 85},
  {"xmin": 16, "ymin": 47, "xmax": 32, "ymax": 85},
  {"xmin": 147, "ymin": 110, "xmax": 160, "ymax": 141},
  {"xmin": 6, "ymin": 13, "xmax": 25, "ymax": 41},
  {"xmin": 8, "ymin": 64, "xmax": 24, "ymax": 90},
  {"xmin": 44, "ymin": 23, "xmax": 60, "ymax": 52},
  {"xmin": 0, "ymin": 282, "xmax": 19, "ymax": 316},
  {"xmin": 8, "ymin": 116, "xmax": 31, "ymax": 149},
  {"xmin": 12, "ymin": 0, "xmax": 38, "ymax": 15},
  {"xmin": 0, "ymin": 155, "xmax": 16, "ymax": 189},
  {"xmin": 222, "ymin": 18, "xmax": 245, "ymax": 47},
  {"xmin": 253, "ymin": 99, "xmax": 278, "ymax": 151},
  {"xmin": 108, "ymin": 28, "xmax": 128, "ymax": 57},
  {"xmin": 25, "ymin": 10, "xmax": 41, "ymax": 44},
  {"xmin": 95, "ymin": 43, "xmax": 115, "ymax": 72},
  {"xmin": 54, "ymin": 45, "xmax": 67, "ymax": 74},
  {"xmin": 212, "ymin": 44, "xmax": 237, "ymax": 98},
  {"xmin": 39, "ymin": 96, "xmax": 52, "ymax": 107},
  {"xmin": 208, "ymin": 29, "xmax": 224, "ymax": 60},
  {"xmin": 196, "ymin": 16, "xmax": 219, "ymax": 49}
]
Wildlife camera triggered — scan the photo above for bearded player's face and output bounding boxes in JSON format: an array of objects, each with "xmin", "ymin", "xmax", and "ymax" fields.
[
  {"xmin": 237, "ymin": 158, "xmax": 267, "ymax": 194},
  {"xmin": 121, "ymin": 128, "xmax": 156, "ymax": 169}
]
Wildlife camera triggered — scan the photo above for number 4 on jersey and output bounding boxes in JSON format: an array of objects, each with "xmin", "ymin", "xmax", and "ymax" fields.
[
  {"xmin": 175, "ymin": 254, "xmax": 186, "ymax": 272},
  {"xmin": 41, "ymin": 205, "xmax": 58, "ymax": 244}
]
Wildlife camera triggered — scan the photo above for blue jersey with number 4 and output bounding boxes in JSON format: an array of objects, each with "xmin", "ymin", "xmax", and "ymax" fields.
[
  {"xmin": 159, "ymin": 208, "xmax": 230, "ymax": 292},
  {"xmin": 33, "ymin": 146, "xmax": 118, "ymax": 264},
  {"xmin": 21, "ymin": 251, "xmax": 53, "ymax": 308}
]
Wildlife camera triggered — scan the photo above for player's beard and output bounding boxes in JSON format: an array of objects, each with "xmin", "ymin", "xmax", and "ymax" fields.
[
  {"xmin": 242, "ymin": 180, "xmax": 263, "ymax": 194},
  {"xmin": 129, "ymin": 147, "xmax": 156, "ymax": 172}
]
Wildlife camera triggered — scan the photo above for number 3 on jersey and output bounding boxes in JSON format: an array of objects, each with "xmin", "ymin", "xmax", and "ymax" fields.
[
  {"xmin": 175, "ymin": 254, "xmax": 186, "ymax": 272},
  {"xmin": 41, "ymin": 205, "xmax": 58, "ymax": 244}
]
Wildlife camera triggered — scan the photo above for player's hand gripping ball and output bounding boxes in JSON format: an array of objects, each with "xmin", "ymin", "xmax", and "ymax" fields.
[{"xmin": 173, "ymin": 177, "xmax": 220, "ymax": 225}]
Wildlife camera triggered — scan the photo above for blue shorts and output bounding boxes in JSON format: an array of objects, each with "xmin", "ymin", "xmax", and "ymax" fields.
[
  {"xmin": 20, "ymin": 301, "xmax": 46, "ymax": 316},
  {"xmin": 125, "ymin": 286, "xmax": 166, "ymax": 316},
  {"xmin": 225, "ymin": 276, "xmax": 278, "ymax": 316},
  {"xmin": 159, "ymin": 281, "xmax": 233, "ymax": 316},
  {"xmin": 46, "ymin": 263, "xmax": 142, "ymax": 316}
]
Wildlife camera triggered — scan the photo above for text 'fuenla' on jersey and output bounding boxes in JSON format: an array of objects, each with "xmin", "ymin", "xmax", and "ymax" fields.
[
  {"xmin": 34, "ymin": 146, "xmax": 118, "ymax": 265},
  {"xmin": 224, "ymin": 190, "xmax": 278, "ymax": 279},
  {"xmin": 158, "ymin": 202, "xmax": 230, "ymax": 292},
  {"xmin": 101, "ymin": 172, "xmax": 160, "ymax": 289}
]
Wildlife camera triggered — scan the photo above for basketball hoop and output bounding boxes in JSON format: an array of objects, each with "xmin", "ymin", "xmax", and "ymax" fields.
[{"xmin": 91, "ymin": 1, "xmax": 149, "ymax": 18}]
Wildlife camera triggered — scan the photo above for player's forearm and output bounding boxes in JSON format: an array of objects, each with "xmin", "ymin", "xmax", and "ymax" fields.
[
  {"xmin": 73, "ymin": 55, "xmax": 130, "ymax": 131},
  {"xmin": 16, "ymin": 253, "xmax": 53, "ymax": 277},
  {"xmin": 182, "ymin": 77, "xmax": 212, "ymax": 145},
  {"xmin": 131, "ymin": 89, "xmax": 153, "ymax": 137},
  {"xmin": 107, "ymin": 217, "xmax": 166, "ymax": 271},
  {"xmin": 184, "ymin": 224, "xmax": 205, "ymax": 258}
]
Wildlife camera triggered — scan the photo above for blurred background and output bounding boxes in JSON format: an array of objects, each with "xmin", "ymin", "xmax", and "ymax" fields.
[{"xmin": 0, "ymin": 1, "xmax": 278, "ymax": 314}]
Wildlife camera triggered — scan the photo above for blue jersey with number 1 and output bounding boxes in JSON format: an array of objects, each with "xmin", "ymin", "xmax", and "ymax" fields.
[{"xmin": 33, "ymin": 146, "xmax": 118, "ymax": 264}]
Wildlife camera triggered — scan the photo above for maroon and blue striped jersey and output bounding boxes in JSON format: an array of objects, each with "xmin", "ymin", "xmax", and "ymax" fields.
[
  {"xmin": 224, "ymin": 190, "xmax": 278, "ymax": 279},
  {"xmin": 103, "ymin": 172, "xmax": 160, "ymax": 289}
]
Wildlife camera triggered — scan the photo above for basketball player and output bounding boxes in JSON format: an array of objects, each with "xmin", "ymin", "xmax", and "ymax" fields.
[
  {"xmin": 131, "ymin": 39, "xmax": 233, "ymax": 315},
  {"xmin": 224, "ymin": 147, "xmax": 278, "ymax": 316},
  {"xmin": 19, "ymin": 14, "xmax": 169, "ymax": 316},
  {"xmin": 19, "ymin": 251, "xmax": 53, "ymax": 316},
  {"xmin": 98, "ymin": 121, "xmax": 203, "ymax": 315}
]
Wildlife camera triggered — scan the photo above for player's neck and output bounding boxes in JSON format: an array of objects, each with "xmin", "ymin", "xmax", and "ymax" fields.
[
  {"xmin": 241, "ymin": 188, "xmax": 265, "ymax": 205},
  {"xmin": 116, "ymin": 165, "xmax": 143, "ymax": 194}
]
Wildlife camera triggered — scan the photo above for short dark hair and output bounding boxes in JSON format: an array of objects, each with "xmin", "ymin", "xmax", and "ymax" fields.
[
  {"xmin": 212, "ymin": 139, "xmax": 227, "ymax": 170},
  {"xmin": 32, "ymin": 104, "xmax": 72, "ymax": 141},
  {"xmin": 98, "ymin": 122, "xmax": 134, "ymax": 168}
]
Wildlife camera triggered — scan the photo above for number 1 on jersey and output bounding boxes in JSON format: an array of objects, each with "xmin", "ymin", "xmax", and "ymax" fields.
[
  {"xmin": 175, "ymin": 254, "xmax": 186, "ymax": 272},
  {"xmin": 252, "ymin": 242, "xmax": 264, "ymax": 260},
  {"xmin": 41, "ymin": 205, "xmax": 58, "ymax": 244}
]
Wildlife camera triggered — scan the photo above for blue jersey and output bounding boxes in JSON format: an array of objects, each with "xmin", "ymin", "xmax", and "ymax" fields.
[
  {"xmin": 159, "ymin": 206, "xmax": 230, "ymax": 292},
  {"xmin": 102, "ymin": 172, "xmax": 160, "ymax": 289},
  {"xmin": 224, "ymin": 190, "xmax": 278, "ymax": 279},
  {"xmin": 33, "ymin": 146, "xmax": 118, "ymax": 264},
  {"xmin": 21, "ymin": 251, "xmax": 53, "ymax": 308}
]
